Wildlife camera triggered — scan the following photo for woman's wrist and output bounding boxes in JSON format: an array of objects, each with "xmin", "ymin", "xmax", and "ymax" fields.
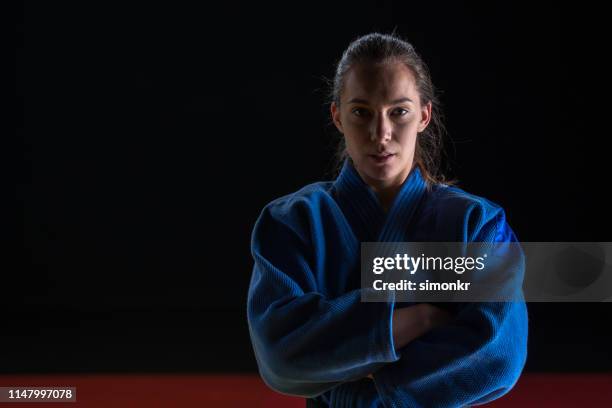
[
  {"xmin": 392, "ymin": 304, "xmax": 427, "ymax": 349},
  {"xmin": 421, "ymin": 303, "xmax": 453, "ymax": 330},
  {"xmin": 392, "ymin": 303, "xmax": 451, "ymax": 350}
]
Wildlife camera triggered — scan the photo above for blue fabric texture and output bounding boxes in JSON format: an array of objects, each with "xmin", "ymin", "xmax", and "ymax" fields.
[{"xmin": 247, "ymin": 158, "xmax": 528, "ymax": 408}]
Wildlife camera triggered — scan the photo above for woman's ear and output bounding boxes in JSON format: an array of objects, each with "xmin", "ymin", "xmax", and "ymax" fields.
[
  {"xmin": 330, "ymin": 102, "xmax": 344, "ymax": 134},
  {"xmin": 417, "ymin": 101, "xmax": 432, "ymax": 133}
]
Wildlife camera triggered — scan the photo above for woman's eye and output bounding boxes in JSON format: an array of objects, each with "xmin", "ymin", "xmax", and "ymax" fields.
[
  {"xmin": 351, "ymin": 108, "xmax": 408, "ymax": 117},
  {"xmin": 352, "ymin": 108, "xmax": 368, "ymax": 117}
]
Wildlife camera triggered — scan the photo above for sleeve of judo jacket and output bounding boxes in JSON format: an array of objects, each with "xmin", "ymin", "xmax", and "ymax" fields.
[
  {"xmin": 247, "ymin": 202, "xmax": 402, "ymax": 398},
  {"xmin": 371, "ymin": 205, "xmax": 529, "ymax": 408}
]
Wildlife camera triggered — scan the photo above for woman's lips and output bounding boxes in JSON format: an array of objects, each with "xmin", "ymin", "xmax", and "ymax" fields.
[{"xmin": 370, "ymin": 153, "xmax": 395, "ymax": 164}]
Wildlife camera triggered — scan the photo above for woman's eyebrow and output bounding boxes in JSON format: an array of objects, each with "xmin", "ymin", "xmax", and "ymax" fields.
[{"xmin": 347, "ymin": 97, "xmax": 414, "ymax": 104}]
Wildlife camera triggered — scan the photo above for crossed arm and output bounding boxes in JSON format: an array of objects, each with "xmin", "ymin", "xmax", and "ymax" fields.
[
  {"xmin": 248, "ymin": 205, "xmax": 526, "ymax": 404},
  {"xmin": 364, "ymin": 303, "xmax": 453, "ymax": 379}
]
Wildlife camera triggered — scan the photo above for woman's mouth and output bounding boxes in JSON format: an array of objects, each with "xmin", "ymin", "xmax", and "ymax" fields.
[{"xmin": 369, "ymin": 153, "xmax": 396, "ymax": 164}]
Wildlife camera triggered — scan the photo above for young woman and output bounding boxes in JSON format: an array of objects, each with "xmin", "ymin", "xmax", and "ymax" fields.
[{"xmin": 247, "ymin": 32, "xmax": 528, "ymax": 408}]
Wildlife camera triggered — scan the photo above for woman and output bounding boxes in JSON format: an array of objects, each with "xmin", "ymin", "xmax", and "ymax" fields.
[{"xmin": 247, "ymin": 32, "xmax": 528, "ymax": 408}]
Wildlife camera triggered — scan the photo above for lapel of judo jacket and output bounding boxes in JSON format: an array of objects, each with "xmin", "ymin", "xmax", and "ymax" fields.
[{"xmin": 332, "ymin": 158, "xmax": 428, "ymax": 243}]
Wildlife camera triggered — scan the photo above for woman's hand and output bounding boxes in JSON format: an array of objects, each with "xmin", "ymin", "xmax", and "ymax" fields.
[
  {"xmin": 421, "ymin": 303, "xmax": 454, "ymax": 330},
  {"xmin": 392, "ymin": 303, "xmax": 453, "ymax": 350}
]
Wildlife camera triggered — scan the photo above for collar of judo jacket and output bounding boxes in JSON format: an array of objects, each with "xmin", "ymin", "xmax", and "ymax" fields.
[{"xmin": 332, "ymin": 158, "xmax": 427, "ymax": 243}]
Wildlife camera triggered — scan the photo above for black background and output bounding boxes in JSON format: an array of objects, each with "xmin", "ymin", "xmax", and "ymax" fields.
[{"xmin": 14, "ymin": 1, "xmax": 611, "ymax": 373}]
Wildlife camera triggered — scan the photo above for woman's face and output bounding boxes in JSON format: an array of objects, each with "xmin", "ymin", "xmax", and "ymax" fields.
[{"xmin": 331, "ymin": 61, "xmax": 431, "ymax": 189}]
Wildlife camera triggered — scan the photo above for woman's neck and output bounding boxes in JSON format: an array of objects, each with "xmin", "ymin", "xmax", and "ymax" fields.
[
  {"xmin": 371, "ymin": 183, "xmax": 402, "ymax": 213},
  {"xmin": 351, "ymin": 160, "xmax": 415, "ymax": 213},
  {"xmin": 364, "ymin": 169, "xmax": 412, "ymax": 213}
]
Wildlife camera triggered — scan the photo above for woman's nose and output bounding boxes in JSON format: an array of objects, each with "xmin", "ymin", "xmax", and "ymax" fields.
[{"xmin": 370, "ymin": 114, "xmax": 392, "ymax": 142}]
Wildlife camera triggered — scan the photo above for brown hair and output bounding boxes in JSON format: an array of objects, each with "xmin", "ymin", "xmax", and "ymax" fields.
[{"xmin": 324, "ymin": 32, "xmax": 457, "ymax": 188}]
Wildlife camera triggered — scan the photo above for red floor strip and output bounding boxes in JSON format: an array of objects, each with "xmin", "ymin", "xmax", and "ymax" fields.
[{"xmin": 0, "ymin": 373, "xmax": 610, "ymax": 407}]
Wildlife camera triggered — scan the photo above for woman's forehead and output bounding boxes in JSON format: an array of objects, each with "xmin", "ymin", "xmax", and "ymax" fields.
[{"xmin": 343, "ymin": 62, "xmax": 418, "ymax": 102}]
